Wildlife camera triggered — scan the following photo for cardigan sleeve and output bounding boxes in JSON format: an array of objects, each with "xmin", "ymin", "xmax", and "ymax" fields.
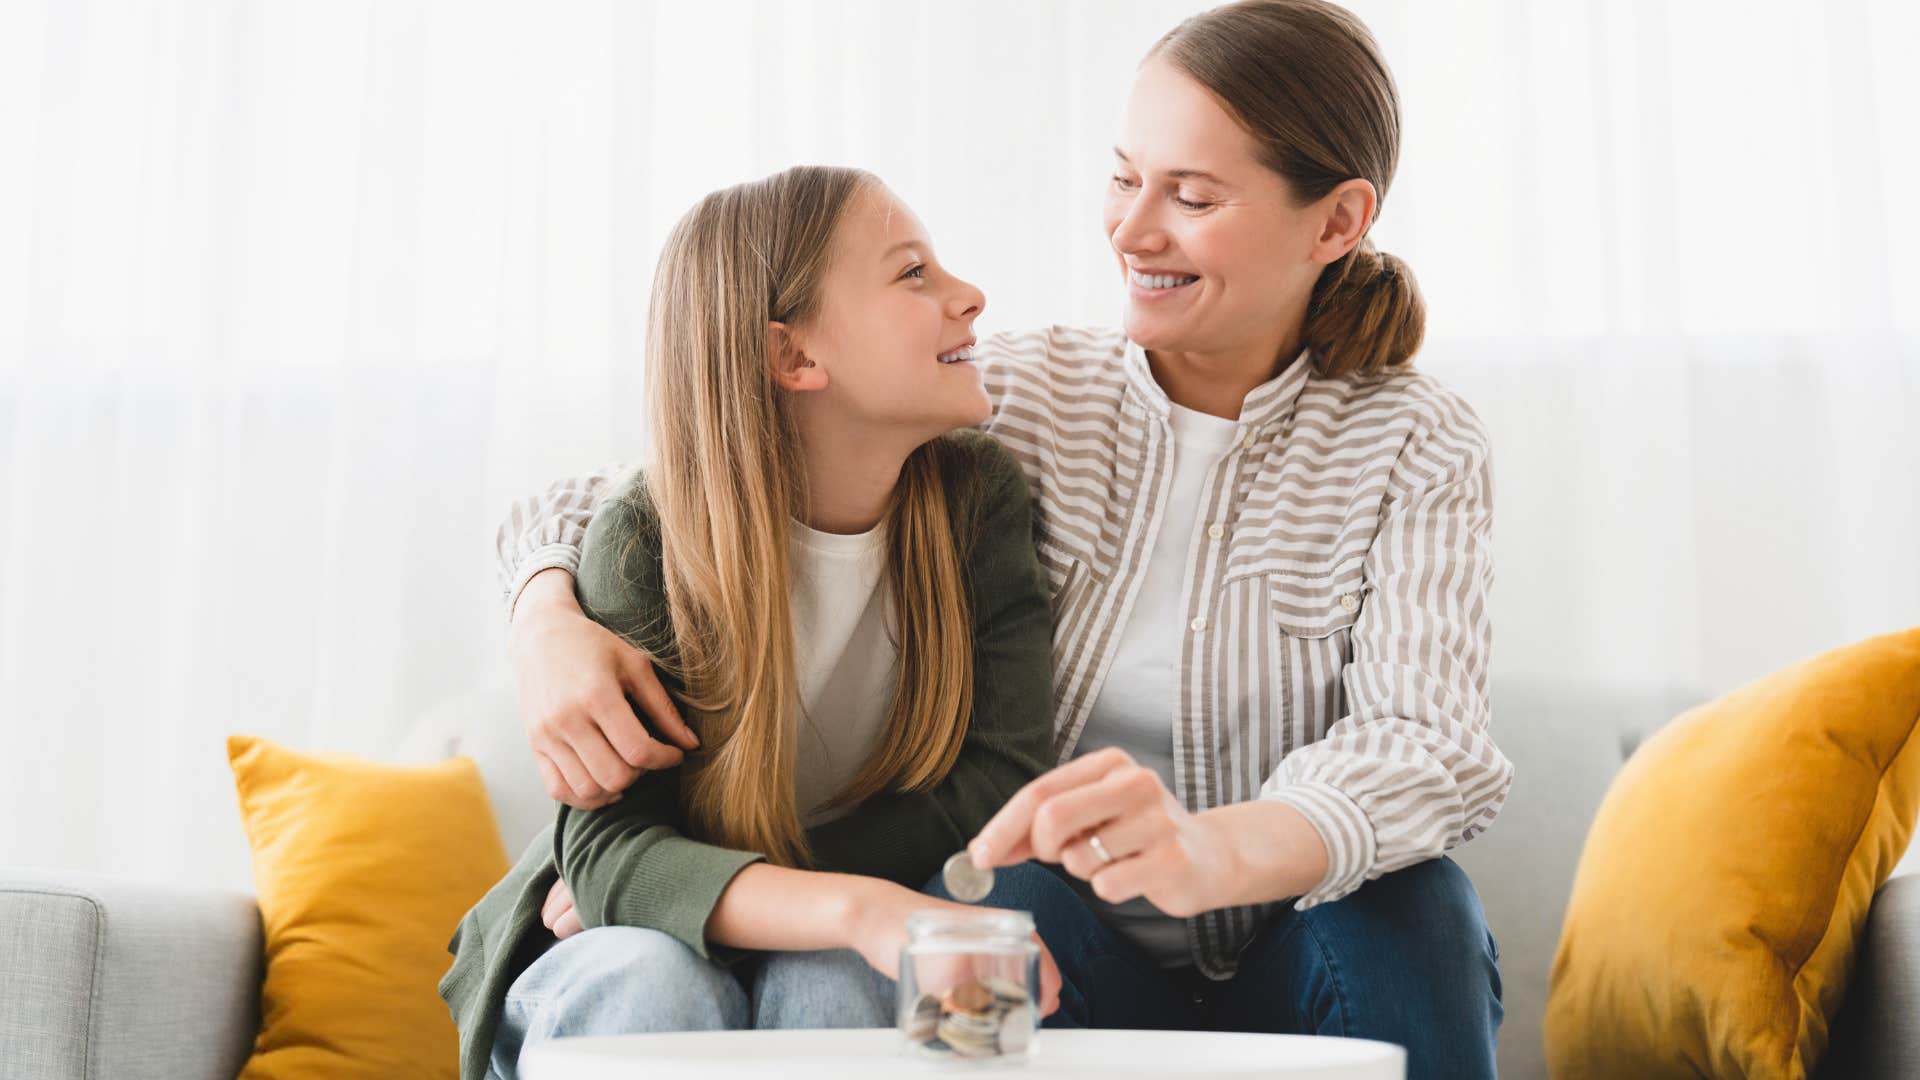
[{"xmin": 1259, "ymin": 389, "xmax": 1514, "ymax": 910}]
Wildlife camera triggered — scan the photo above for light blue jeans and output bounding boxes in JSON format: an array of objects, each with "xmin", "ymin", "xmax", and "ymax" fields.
[{"xmin": 487, "ymin": 926, "xmax": 896, "ymax": 1079}]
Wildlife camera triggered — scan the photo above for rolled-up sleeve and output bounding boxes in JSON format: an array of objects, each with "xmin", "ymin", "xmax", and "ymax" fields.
[
  {"xmin": 1261, "ymin": 394, "xmax": 1513, "ymax": 910},
  {"xmin": 494, "ymin": 463, "xmax": 629, "ymax": 621}
]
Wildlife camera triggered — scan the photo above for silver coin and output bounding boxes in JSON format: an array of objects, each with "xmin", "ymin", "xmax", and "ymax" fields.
[
  {"xmin": 982, "ymin": 975, "xmax": 1030, "ymax": 1007},
  {"xmin": 942, "ymin": 850, "xmax": 993, "ymax": 903},
  {"xmin": 937, "ymin": 1011, "xmax": 1002, "ymax": 1058},
  {"xmin": 900, "ymin": 992, "xmax": 941, "ymax": 1042},
  {"xmin": 996, "ymin": 1003, "xmax": 1035, "ymax": 1055}
]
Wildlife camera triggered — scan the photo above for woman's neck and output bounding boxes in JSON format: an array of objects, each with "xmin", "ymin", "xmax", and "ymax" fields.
[
  {"xmin": 1147, "ymin": 321, "xmax": 1305, "ymax": 420},
  {"xmin": 792, "ymin": 416, "xmax": 915, "ymax": 535}
]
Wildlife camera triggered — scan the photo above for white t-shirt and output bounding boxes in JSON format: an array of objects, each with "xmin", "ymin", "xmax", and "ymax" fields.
[
  {"xmin": 1072, "ymin": 401, "xmax": 1242, "ymax": 967},
  {"xmin": 787, "ymin": 519, "xmax": 898, "ymax": 827}
]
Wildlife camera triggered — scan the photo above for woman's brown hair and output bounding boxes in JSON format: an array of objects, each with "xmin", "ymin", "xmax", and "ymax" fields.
[{"xmin": 1149, "ymin": 0, "xmax": 1423, "ymax": 378}]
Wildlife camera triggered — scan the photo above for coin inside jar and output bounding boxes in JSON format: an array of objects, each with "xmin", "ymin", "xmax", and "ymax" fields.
[{"xmin": 942, "ymin": 850, "xmax": 993, "ymax": 903}]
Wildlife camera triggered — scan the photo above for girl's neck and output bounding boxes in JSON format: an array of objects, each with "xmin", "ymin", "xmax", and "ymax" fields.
[{"xmin": 792, "ymin": 416, "xmax": 916, "ymax": 535}]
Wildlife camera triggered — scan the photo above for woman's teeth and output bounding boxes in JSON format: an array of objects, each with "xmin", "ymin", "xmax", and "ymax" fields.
[
  {"xmin": 1129, "ymin": 269, "xmax": 1200, "ymax": 290},
  {"xmin": 936, "ymin": 345, "xmax": 975, "ymax": 365}
]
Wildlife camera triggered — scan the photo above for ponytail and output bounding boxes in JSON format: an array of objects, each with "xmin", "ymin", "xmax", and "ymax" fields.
[{"xmin": 1302, "ymin": 237, "xmax": 1425, "ymax": 379}]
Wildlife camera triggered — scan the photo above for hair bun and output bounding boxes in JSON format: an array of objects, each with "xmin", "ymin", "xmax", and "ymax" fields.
[{"xmin": 1303, "ymin": 240, "xmax": 1425, "ymax": 378}]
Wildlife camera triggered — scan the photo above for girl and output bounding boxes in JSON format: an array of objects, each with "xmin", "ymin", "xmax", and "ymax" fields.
[
  {"xmin": 440, "ymin": 166, "xmax": 1062, "ymax": 1080},
  {"xmin": 501, "ymin": 3, "xmax": 1510, "ymax": 1077}
]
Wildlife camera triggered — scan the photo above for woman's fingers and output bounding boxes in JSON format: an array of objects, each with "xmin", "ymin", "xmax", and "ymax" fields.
[
  {"xmin": 532, "ymin": 751, "xmax": 567, "ymax": 804},
  {"xmin": 538, "ymin": 736, "xmax": 620, "ymax": 808},
  {"xmin": 620, "ymin": 650, "xmax": 701, "ymax": 753},
  {"xmin": 969, "ymin": 748, "xmax": 1137, "ymax": 867},
  {"xmin": 552, "ymin": 905, "xmax": 584, "ymax": 940},
  {"xmin": 568, "ymin": 704, "xmax": 657, "ymax": 789},
  {"xmin": 1057, "ymin": 808, "xmax": 1164, "ymax": 882},
  {"xmin": 1028, "ymin": 764, "xmax": 1162, "ymax": 861}
]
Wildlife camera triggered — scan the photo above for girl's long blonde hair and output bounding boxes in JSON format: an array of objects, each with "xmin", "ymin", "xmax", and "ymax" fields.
[{"xmin": 633, "ymin": 166, "xmax": 976, "ymax": 867}]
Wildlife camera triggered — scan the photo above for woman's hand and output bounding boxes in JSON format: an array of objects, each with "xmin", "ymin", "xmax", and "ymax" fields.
[
  {"xmin": 845, "ymin": 879, "xmax": 1062, "ymax": 1018},
  {"xmin": 511, "ymin": 568, "xmax": 701, "ymax": 809},
  {"xmin": 967, "ymin": 748, "xmax": 1331, "ymax": 918}
]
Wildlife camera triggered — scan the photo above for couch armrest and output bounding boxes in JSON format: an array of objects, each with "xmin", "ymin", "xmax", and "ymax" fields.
[
  {"xmin": 0, "ymin": 868, "xmax": 262, "ymax": 1080},
  {"xmin": 1820, "ymin": 871, "xmax": 1920, "ymax": 1080}
]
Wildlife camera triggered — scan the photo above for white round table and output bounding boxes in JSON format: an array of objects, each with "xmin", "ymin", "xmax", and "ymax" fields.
[{"xmin": 522, "ymin": 1028, "xmax": 1405, "ymax": 1080}]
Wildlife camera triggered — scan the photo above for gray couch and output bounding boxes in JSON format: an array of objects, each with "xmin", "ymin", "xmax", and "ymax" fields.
[{"xmin": 3, "ymin": 678, "xmax": 1915, "ymax": 1079}]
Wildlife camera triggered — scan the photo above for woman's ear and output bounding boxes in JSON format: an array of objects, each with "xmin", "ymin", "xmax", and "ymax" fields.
[
  {"xmin": 1310, "ymin": 178, "xmax": 1378, "ymax": 266},
  {"xmin": 768, "ymin": 321, "xmax": 830, "ymax": 393}
]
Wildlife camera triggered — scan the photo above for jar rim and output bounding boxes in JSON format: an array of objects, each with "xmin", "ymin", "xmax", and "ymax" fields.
[{"xmin": 904, "ymin": 908, "xmax": 1035, "ymax": 939}]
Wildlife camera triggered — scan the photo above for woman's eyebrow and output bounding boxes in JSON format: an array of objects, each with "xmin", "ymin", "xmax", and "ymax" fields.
[{"xmin": 1112, "ymin": 147, "xmax": 1229, "ymax": 187}]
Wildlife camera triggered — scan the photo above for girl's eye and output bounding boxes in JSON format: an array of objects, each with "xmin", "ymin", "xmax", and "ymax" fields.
[{"xmin": 901, "ymin": 263, "xmax": 926, "ymax": 281}]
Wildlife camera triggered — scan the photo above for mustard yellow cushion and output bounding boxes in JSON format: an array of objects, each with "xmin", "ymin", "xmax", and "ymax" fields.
[
  {"xmin": 1545, "ymin": 628, "xmax": 1920, "ymax": 1079},
  {"xmin": 228, "ymin": 734, "xmax": 511, "ymax": 1079}
]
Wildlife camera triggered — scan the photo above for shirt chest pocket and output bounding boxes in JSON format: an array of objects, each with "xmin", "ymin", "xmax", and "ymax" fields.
[{"xmin": 1265, "ymin": 567, "xmax": 1369, "ymax": 642}]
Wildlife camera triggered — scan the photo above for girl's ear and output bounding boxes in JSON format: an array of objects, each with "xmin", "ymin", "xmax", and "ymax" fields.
[{"xmin": 768, "ymin": 322, "xmax": 830, "ymax": 393}]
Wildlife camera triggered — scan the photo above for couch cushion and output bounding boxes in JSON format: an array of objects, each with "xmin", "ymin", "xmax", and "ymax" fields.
[
  {"xmin": 228, "ymin": 735, "xmax": 512, "ymax": 1079},
  {"xmin": 1545, "ymin": 628, "xmax": 1920, "ymax": 1079}
]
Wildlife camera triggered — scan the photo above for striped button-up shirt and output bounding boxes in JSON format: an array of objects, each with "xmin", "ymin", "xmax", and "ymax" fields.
[{"xmin": 496, "ymin": 324, "xmax": 1513, "ymax": 979}]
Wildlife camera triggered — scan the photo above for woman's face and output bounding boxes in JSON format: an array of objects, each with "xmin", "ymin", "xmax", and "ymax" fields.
[
  {"xmin": 782, "ymin": 184, "xmax": 990, "ymax": 437},
  {"xmin": 1102, "ymin": 59, "xmax": 1329, "ymax": 360}
]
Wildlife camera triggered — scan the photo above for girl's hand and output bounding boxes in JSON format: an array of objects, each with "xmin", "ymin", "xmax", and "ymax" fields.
[
  {"xmin": 542, "ymin": 877, "xmax": 583, "ymax": 939},
  {"xmin": 845, "ymin": 880, "xmax": 1062, "ymax": 1018},
  {"xmin": 968, "ymin": 748, "xmax": 1267, "ymax": 919},
  {"xmin": 511, "ymin": 568, "xmax": 701, "ymax": 808}
]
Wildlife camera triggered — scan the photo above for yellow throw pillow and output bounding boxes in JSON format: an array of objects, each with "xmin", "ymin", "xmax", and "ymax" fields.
[
  {"xmin": 1545, "ymin": 627, "xmax": 1920, "ymax": 1079},
  {"xmin": 228, "ymin": 734, "xmax": 511, "ymax": 1079}
]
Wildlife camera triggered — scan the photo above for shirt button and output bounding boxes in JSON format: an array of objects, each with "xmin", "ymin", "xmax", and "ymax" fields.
[
  {"xmin": 1190, "ymin": 616, "xmax": 1208, "ymax": 633},
  {"xmin": 1340, "ymin": 593, "xmax": 1360, "ymax": 613},
  {"xmin": 1241, "ymin": 431, "xmax": 1257, "ymax": 449},
  {"xmin": 1207, "ymin": 523, "xmax": 1224, "ymax": 540}
]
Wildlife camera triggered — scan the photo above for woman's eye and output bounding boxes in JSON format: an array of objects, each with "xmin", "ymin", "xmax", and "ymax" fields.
[
  {"xmin": 1111, "ymin": 175, "xmax": 1139, "ymax": 191},
  {"xmin": 1175, "ymin": 195, "xmax": 1212, "ymax": 211}
]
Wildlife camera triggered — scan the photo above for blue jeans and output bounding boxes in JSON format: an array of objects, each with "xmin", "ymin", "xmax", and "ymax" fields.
[
  {"xmin": 924, "ymin": 858, "xmax": 1502, "ymax": 1080},
  {"xmin": 486, "ymin": 927, "xmax": 895, "ymax": 1080}
]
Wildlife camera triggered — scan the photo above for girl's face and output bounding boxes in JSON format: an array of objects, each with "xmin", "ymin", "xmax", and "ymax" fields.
[
  {"xmin": 1102, "ymin": 59, "xmax": 1332, "ymax": 360},
  {"xmin": 778, "ymin": 185, "xmax": 990, "ymax": 439}
]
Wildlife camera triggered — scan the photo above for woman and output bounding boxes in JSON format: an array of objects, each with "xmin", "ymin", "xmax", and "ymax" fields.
[
  {"xmin": 442, "ymin": 166, "xmax": 1064, "ymax": 1080},
  {"xmin": 500, "ymin": 3, "xmax": 1509, "ymax": 1077}
]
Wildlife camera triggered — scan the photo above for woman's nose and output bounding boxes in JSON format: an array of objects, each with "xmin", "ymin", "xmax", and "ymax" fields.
[{"xmin": 1110, "ymin": 199, "xmax": 1165, "ymax": 255}]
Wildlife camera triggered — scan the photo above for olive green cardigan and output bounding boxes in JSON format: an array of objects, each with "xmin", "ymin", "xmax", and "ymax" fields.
[{"xmin": 439, "ymin": 431, "xmax": 1056, "ymax": 1080}]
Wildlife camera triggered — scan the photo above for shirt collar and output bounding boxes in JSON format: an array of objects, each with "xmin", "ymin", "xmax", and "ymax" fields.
[{"xmin": 1121, "ymin": 337, "xmax": 1314, "ymax": 429}]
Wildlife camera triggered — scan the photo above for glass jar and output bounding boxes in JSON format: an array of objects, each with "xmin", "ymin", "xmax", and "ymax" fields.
[{"xmin": 896, "ymin": 909, "xmax": 1040, "ymax": 1061}]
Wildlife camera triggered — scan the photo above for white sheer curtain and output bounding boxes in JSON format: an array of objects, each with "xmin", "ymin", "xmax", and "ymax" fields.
[{"xmin": 2, "ymin": 0, "xmax": 1916, "ymax": 892}]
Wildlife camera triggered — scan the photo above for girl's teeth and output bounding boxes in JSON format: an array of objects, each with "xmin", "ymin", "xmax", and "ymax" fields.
[
  {"xmin": 937, "ymin": 347, "xmax": 974, "ymax": 364},
  {"xmin": 1130, "ymin": 270, "xmax": 1199, "ymax": 289}
]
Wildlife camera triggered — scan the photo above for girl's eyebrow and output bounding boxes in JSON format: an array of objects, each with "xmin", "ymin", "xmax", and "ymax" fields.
[
  {"xmin": 880, "ymin": 240, "xmax": 925, "ymax": 261},
  {"xmin": 1113, "ymin": 147, "xmax": 1230, "ymax": 187}
]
